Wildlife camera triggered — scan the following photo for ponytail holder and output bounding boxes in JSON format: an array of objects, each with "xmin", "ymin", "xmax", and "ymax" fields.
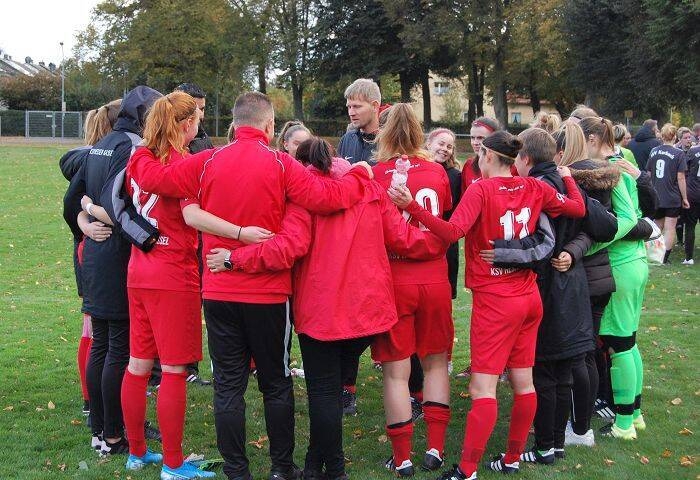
[{"xmin": 473, "ymin": 120, "xmax": 495, "ymax": 133}]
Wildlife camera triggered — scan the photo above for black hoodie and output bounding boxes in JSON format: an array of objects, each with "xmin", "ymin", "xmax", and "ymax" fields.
[
  {"xmin": 628, "ymin": 125, "xmax": 662, "ymax": 168},
  {"xmin": 63, "ymin": 85, "xmax": 162, "ymax": 319}
]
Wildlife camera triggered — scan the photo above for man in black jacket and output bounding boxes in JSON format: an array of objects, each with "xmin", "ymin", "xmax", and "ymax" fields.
[
  {"xmin": 337, "ymin": 78, "xmax": 381, "ymax": 165},
  {"xmin": 64, "ymin": 85, "xmax": 162, "ymax": 454},
  {"xmin": 628, "ymin": 120, "xmax": 661, "ymax": 168}
]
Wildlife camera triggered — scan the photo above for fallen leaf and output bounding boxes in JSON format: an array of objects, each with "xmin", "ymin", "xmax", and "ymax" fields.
[
  {"xmin": 378, "ymin": 434, "xmax": 388, "ymax": 443},
  {"xmin": 353, "ymin": 429, "xmax": 363, "ymax": 439},
  {"xmin": 36, "ymin": 407, "xmax": 44, "ymax": 412},
  {"xmin": 604, "ymin": 459, "xmax": 615, "ymax": 466},
  {"xmin": 59, "ymin": 336, "xmax": 68, "ymax": 342},
  {"xmin": 575, "ymin": 464, "xmax": 582, "ymax": 469},
  {"xmin": 58, "ymin": 463, "xmax": 67, "ymax": 471},
  {"xmin": 640, "ymin": 456, "xmax": 650, "ymax": 465},
  {"xmin": 648, "ymin": 326, "xmax": 658, "ymax": 331},
  {"xmin": 3, "ymin": 405, "xmax": 13, "ymax": 411},
  {"xmin": 70, "ymin": 419, "xmax": 82, "ymax": 426},
  {"xmin": 47, "ymin": 401, "xmax": 55, "ymax": 410},
  {"xmin": 459, "ymin": 391, "xmax": 470, "ymax": 399},
  {"xmin": 671, "ymin": 398, "xmax": 683, "ymax": 406},
  {"xmin": 662, "ymin": 449, "xmax": 672, "ymax": 458},
  {"xmin": 679, "ymin": 428, "xmax": 693, "ymax": 435},
  {"xmin": 679, "ymin": 455, "xmax": 694, "ymax": 467}
]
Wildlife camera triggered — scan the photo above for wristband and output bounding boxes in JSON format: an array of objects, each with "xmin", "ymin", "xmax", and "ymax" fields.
[
  {"xmin": 86, "ymin": 203, "xmax": 94, "ymax": 216},
  {"xmin": 237, "ymin": 226, "xmax": 242, "ymax": 240}
]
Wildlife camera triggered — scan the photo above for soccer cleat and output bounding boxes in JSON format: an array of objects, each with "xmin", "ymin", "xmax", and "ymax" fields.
[
  {"xmin": 301, "ymin": 469, "xmax": 326, "ymax": 480},
  {"xmin": 186, "ymin": 373, "xmax": 212, "ymax": 386},
  {"xmin": 410, "ymin": 397, "xmax": 424, "ymax": 422},
  {"xmin": 269, "ymin": 464, "xmax": 302, "ymax": 480},
  {"xmin": 455, "ymin": 365, "xmax": 472, "ymax": 378},
  {"xmin": 385, "ymin": 456, "xmax": 415, "ymax": 477},
  {"xmin": 145, "ymin": 421, "xmax": 162, "ymax": 442},
  {"xmin": 101, "ymin": 437, "xmax": 130, "ymax": 456},
  {"xmin": 633, "ymin": 414, "xmax": 646, "ymax": 431},
  {"xmin": 600, "ymin": 422, "xmax": 637, "ymax": 440},
  {"xmin": 91, "ymin": 434, "xmax": 104, "ymax": 451},
  {"xmin": 565, "ymin": 428, "xmax": 595, "ymax": 447},
  {"xmin": 594, "ymin": 398, "xmax": 615, "ymax": 421},
  {"xmin": 374, "ymin": 361, "xmax": 384, "ymax": 372},
  {"xmin": 126, "ymin": 449, "xmax": 163, "ymax": 470},
  {"xmin": 498, "ymin": 371, "xmax": 509, "ymax": 383},
  {"xmin": 485, "ymin": 454, "xmax": 519, "ymax": 474},
  {"xmin": 342, "ymin": 389, "xmax": 357, "ymax": 416},
  {"xmin": 82, "ymin": 400, "xmax": 90, "ymax": 416},
  {"xmin": 161, "ymin": 461, "xmax": 216, "ymax": 479},
  {"xmin": 519, "ymin": 447, "xmax": 555, "ymax": 465},
  {"xmin": 435, "ymin": 464, "xmax": 475, "ymax": 480},
  {"xmin": 682, "ymin": 259, "xmax": 694, "ymax": 265},
  {"xmin": 554, "ymin": 448, "xmax": 565, "ymax": 459},
  {"xmin": 422, "ymin": 448, "xmax": 444, "ymax": 471}
]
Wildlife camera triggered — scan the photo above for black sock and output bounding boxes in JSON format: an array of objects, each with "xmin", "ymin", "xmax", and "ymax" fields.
[{"xmin": 663, "ymin": 249, "xmax": 672, "ymax": 263}]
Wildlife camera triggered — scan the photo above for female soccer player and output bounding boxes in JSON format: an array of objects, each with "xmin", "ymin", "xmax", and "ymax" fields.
[
  {"xmin": 461, "ymin": 117, "xmax": 500, "ymax": 192},
  {"xmin": 371, "ymin": 104, "xmax": 454, "ymax": 477},
  {"xmin": 277, "ymin": 120, "xmax": 311, "ymax": 158},
  {"xmin": 646, "ymin": 123, "xmax": 689, "ymax": 263},
  {"xmin": 579, "ymin": 116, "xmax": 648, "ymax": 440},
  {"xmin": 389, "ymin": 131, "xmax": 586, "ymax": 480}
]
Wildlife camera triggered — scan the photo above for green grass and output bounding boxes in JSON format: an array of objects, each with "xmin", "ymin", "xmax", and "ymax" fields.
[{"xmin": 0, "ymin": 144, "xmax": 697, "ymax": 479}]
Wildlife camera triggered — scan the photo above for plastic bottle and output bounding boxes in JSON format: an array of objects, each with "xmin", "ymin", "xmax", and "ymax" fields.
[{"xmin": 391, "ymin": 155, "xmax": 410, "ymax": 188}]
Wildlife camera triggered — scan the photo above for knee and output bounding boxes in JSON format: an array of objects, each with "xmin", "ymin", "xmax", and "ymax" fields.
[{"xmin": 161, "ymin": 364, "xmax": 187, "ymax": 374}]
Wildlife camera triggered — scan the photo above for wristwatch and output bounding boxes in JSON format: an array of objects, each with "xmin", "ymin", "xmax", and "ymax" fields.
[{"xmin": 223, "ymin": 251, "xmax": 233, "ymax": 270}]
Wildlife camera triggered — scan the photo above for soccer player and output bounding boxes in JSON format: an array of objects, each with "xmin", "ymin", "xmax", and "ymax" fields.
[
  {"xmin": 682, "ymin": 144, "xmax": 700, "ymax": 264},
  {"xmin": 461, "ymin": 117, "xmax": 500, "ymax": 193},
  {"xmin": 646, "ymin": 123, "xmax": 689, "ymax": 263},
  {"xmin": 121, "ymin": 91, "xmax": 374, "ymax": 480},
  {"xmin": 337, "ymin": 78, "xmax": 381, "ymax": 164},
  {"xmin": 277, "ymin": 120, "xmax": 312, "ymax": 158},
  {"xmin": 371, "ymin": 104, "xmax": 454, "ymax": 477},
  {"xmin": 388, "ymin": 131, "xmax": 586, "ymax": 480},
  {"xmin": 579, "ymin": 116, "xmax": 649, "ymax": 440},
  {"xmin": 175, "ymin": 83, "xmax": 214, "ymax": 154}
]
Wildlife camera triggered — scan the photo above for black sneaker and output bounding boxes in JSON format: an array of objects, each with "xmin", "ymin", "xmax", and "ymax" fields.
[
  {"xmin": 554, "ymin": 448, "xmax": 565, "ymax": 459},
  {"xmin": 186, "ymin": 372, "xmax": 212, "ymax": 386},
  {"xmin": 484, "ymin": 454, "xmax": 519, "ymax": 473},
  {"xmin": 410, "ymin": 397, "xmax": 424, "ymax": 422},
  {"xmin": 342, "ymin": 389, "xmax": 357, "ymax": 416},
  {"xmin": 593, "ymin": 398, "xmax": 615, "ymax": 421},
  {"xmin": 270, "ymin": 464, "xmax": 302, "ymax": 480},
  {"xmin": 519, "ymin": 447, "xmax": 555, "ymax": 465},
  {"xmin": 435, "ymin": 464, "xmax": 475, "ymax": 480},
  {"xmin": 385, "ymin": 456, "xmax": 415, "ymax": 477},
  {"xmin": 82, "ymin": 400, "xmax": 90, "ymax": 416},
  {"xmin": 100, "ymin": 436, "xmax": 129, "ymax": 456},
  {"xmin": 302, "ymin": 469, "xmax": 326, "ymax": 480},
  {"xmin": 144, "ymin": 420, "xmax": 162, "ymax": 442},
  {"xmin": 422, "ymin": 448, "xmax": 444, "ymax": 471}
]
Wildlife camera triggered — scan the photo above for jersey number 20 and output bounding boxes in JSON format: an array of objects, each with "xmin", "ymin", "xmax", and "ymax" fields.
[
  {"xmin": 131, "ymin": 179, "xmax": 159, "ymax": 228},
  {"xmin": 402, "ymin": 188, "xmax": 440, "ymax": 230}
]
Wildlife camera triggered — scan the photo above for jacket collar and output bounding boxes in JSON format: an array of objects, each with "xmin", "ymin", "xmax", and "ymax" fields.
[
  {"xmin": 234, "ymin": 126, "xmax": 270, "ymax": 144},
  {"xmin": 529, "ymin": 161, "xmax": 557, "ymax": 178}
]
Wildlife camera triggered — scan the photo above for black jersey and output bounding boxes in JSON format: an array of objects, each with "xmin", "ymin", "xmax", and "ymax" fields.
[{"xmin": 646, "ymin": 144, "xmax": 687, "ymax": 208}]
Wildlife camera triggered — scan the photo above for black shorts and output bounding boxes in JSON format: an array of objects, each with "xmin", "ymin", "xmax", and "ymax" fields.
[{"xmin": 654, "ymin": 207, "xmax": 681, "ymax": 219}]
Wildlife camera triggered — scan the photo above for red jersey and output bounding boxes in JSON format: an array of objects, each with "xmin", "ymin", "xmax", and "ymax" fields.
[
  {"xmin": 125, "ymin": 148, "xmax": 199, "ymax": 292},
  {"xmin": 461, "ymin": 156, "xmax": 518, "ymax": 193},
  {"xmin": 129, "ymin": 126, "xmax": 370, "ymax": 304},
  {"xmin": 373, "ymin": 157, "xmax": 452, "ymax": 285},
  {"xmin": 406, "ymin": 175, "xmax": 585, "ymax": 296}
]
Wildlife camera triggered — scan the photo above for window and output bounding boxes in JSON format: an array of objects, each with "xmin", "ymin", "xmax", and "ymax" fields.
[
  {"xmin": 511, "ymin": 112, "xmax": 522, "ymax": 125},
  {"xmin": 434, "ymin": 82, "xmax": 450, "ymax": 96}
]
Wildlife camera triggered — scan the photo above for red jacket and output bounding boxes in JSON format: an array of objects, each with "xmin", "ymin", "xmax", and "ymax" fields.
[
  {"xmin": 232, "ymin": 159, "xmax": 446, "ymax": 341},
  {"xmin": 131, "ymin": 126, "xmax": 370, "ymax": 303}
]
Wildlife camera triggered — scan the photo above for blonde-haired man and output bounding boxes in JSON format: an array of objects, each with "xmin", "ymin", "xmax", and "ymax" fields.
[{"xmin": 338, "ymin": 78, "xmax": 381, "ymax": 165}]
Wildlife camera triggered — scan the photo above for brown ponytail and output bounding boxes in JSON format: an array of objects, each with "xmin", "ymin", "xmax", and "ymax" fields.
[
  {"xmin": 295, "ymin": 137, "xmax": 334, "ymax": 173},
  {"xmin": 481, "ymin": 131, "xmax": 523, "ymax": 166},
  {"xmin": 579, "ymin": 116, "xmax": 615, "ymax": 152},
  {"xmin": 142, "ymin": 92, "xmax": 197, "ymax": 164},
  {"xmin": 84, "ymin": 99, "xmax": 121, "ymax": 145}
]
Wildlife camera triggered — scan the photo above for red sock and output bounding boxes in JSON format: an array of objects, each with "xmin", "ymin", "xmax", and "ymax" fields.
[
  {"xmin": 158, "ymin": 371, "xmax": 188, "ymax": 468},
  {"xmin": 503, "ymin": 392, "xmax": 537, "ymax": 464},
  {"xmin": 459, "ymin": 397, "xmax": 497, "ymax": 476},
  {"xmin": 411, "ymin": 390, "xmax": 424, "ymax": 403},
  {"xmin": 343, "ymin": 385, "xmax": 356, "ymax": 394},
  {"xmin": 77, "ymin": 336, "xmax": 92, "ymax": 401},
  {"xmin": 423, "ymin": 402, "xmax": 450, "ymax": 456},
  {"xmin": 386, "ymin": 420, "xmax": 413, "ymax": 466},
  {"xmin": 121, "ymin": 369, "xmax": 150, "ymax": 456}
]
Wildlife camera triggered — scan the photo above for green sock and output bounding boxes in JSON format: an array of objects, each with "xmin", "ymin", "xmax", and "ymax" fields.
[
  {"xmin": 631, "ymin": 344, "xmax": 643, "ymax": 418},
  {"xmin": 610, "ymin": 350, "xmax": 636, "ymax": 430}
]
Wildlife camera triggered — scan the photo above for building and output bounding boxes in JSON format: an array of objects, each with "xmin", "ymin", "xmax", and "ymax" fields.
[
  {"xmin": 411, "ymin": 75, "xmax": 559, "ymax": 126},
  {"xmin": 0, "ymin": 49, "xmax": 57, "ymax": 78}
]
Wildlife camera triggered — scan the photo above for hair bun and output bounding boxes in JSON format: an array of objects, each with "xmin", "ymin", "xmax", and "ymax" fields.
[{"xmin": 509, "ymin": 137, "xmax": 523, "ymax": 149}]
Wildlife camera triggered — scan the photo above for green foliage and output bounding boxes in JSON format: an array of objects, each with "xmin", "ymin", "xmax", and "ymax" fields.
[
  {"xmin": 441, "ymin": 84, "xmax": 465, "ymax": 123},
  {"xmin": 0, "ymin": 74, "xmax": 61, "ymax": 110}
]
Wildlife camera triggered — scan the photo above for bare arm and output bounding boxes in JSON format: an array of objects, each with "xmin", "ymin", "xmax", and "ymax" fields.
[
  {"xmin": 77, "ymin": 211, "xmax": 112, "ymax": 242},
  {"xmin": 181, "ymin": 204, "xmax": 273, "ymax": 244},
  {"xmin": 81, "ymin": 195, "xmax": 114, "ymax": 226},
  {"xmin": 678, "ymin": 172, "xmax": 690, "ymax": 208}
]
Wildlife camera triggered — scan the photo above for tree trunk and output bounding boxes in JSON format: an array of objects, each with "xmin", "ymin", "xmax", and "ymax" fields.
[
  {"xmin": 493, "ymin": 45, "xmax": 508, "ymax": 129},
  {"xmin": 292, "ymin": 74, "xmax": 304, "ymax": 120},
  {"xmin": 530, "ymin": 88, "xmax": 541, "ymax": 115},
  {"xmin": 477, "ymin": 65, "xmax": 485, "ymax": 117},
  {"xmin": 257, "ymin": 62, "xmax": 267, "ymax": 94},
  {"xmin": 421, "ymin": 69, "xmax": 432, "ymax": 129},
  {"xmin": 399, "ymin": 71, "xmax": 412, "ymax": 102}
]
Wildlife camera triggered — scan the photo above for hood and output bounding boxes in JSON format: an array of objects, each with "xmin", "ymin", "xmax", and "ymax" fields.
[
  {"xmin": 113, "ymin": 85, "xmax": 162, "ymax": 135},
  {"xmin": 570, "ymin": 159, "xmax": 620, "ymax": 191},
  {"xmin": 308, "ymin": 157, "xmax": 352, "ymax": 179},
  {"xmin": 634, "ymin": 124, "xmax": 657, "ymax": 143}
]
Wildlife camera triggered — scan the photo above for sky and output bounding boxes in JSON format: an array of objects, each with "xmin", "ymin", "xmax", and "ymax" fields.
[{"xmin": 0, "ymin": 0, "xmax": 98, "ymax": 65}]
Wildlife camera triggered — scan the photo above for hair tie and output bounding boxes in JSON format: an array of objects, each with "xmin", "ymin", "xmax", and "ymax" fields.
[
  {"xmin": 481, "ymin": 144, "xmax": 516, "ymax": 161},
  {"xmin": 473, "ymin": 120, "xmax": 495, "ymax": 133}
]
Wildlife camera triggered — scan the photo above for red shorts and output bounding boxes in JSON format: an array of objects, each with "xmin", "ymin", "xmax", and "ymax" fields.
[
  {"xmin": 469, "ymin": 289, "xmax": 542, "ymax": 375},
  {"xmin": 128, "ymin": 288, "xmax": 203, "ymax": 365},
  {"xmin": 372, "ymin": 282, "xmax": 453, "ymax": 362}
]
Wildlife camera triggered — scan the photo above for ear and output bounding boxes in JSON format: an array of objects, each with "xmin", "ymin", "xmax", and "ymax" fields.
[{"xmin": 371, "ymin": 100, "xmax": 380, "ymax": 111}]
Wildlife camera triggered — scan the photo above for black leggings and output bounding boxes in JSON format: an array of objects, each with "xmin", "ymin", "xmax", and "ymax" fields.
[
  {"xmin": 683, "ymin": 202, "xmax": 700, "ymax": 260},
  {"xmin": 533, "ymin": 355, "xmax": 580, "ymax": 450},
  {"xmin": 300, "ymin": 334, "xmax": 374, "ymax": 477},
  {"xmin": 86, "ymin": 317, "xmax": 129, "ymax": 438}
]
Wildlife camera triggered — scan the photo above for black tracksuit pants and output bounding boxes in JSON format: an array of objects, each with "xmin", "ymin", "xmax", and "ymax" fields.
[
  {"xmin": 299, "ymin": 334, "xmax": 374, "ymax": 477},
  {"xmin": 204, "ymin": 300, "xmax": 294, "ymax": 479}
]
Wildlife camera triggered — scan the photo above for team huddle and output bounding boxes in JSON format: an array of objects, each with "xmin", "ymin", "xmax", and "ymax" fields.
[{"xmin": 60, "ymin": 78, "xmax": 700, "ymax": 480}]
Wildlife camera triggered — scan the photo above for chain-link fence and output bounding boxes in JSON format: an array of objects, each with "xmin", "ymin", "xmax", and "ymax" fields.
[{"xmin": 25, "ymin": 111, "xmax": 83, "ymax": 138}]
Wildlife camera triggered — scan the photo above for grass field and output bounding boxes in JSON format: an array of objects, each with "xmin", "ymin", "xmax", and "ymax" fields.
[{"xmin": 0, "ymin": 144, "xmax": 697, "ymax": 479}]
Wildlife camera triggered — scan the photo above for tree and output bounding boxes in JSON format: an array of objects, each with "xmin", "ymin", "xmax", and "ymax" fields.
[{"xmin": 0, "ymin": 74, "xmax": 60, "ymax": 110}]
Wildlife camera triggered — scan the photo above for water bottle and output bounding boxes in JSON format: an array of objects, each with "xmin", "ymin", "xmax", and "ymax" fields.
[{"xmin": 391, "ymin": 155, "xmax": 410, "ymax": 188}]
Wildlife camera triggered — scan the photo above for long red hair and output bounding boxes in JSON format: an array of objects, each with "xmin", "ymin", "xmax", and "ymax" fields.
[{"xmin": 142, "ymin": 92, "xmax": 197, "ymax": 163}]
